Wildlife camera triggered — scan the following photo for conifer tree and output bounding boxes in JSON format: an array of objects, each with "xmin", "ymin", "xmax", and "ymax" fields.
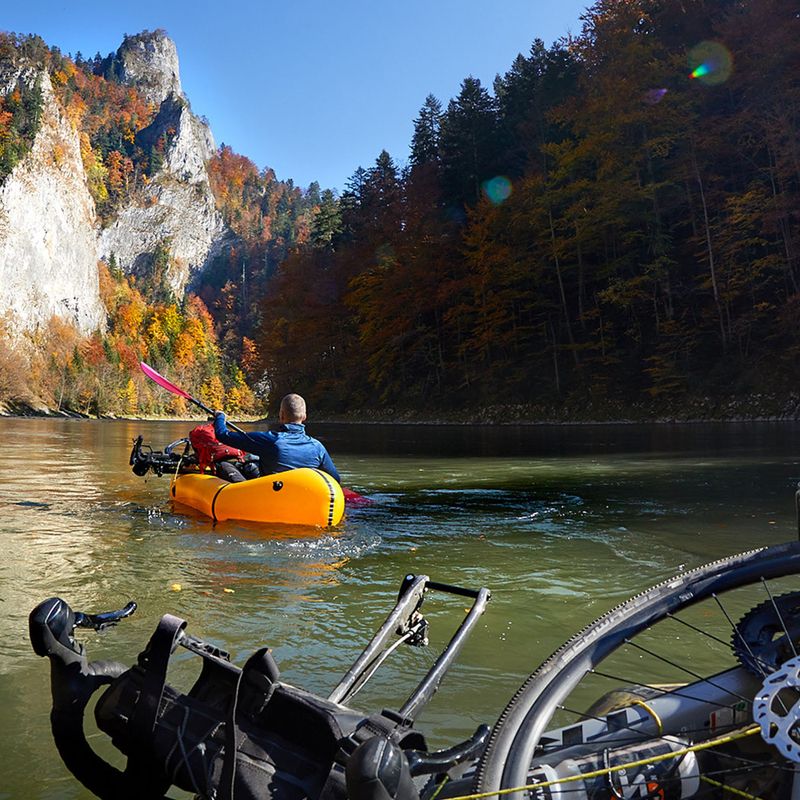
[
  {"xmin": 439, "ymin": 77, "xmax": 498, "ymax": 207},
  {"xmin": 410, "ymin": 94, "xmax": 443, "ymax": 168}
]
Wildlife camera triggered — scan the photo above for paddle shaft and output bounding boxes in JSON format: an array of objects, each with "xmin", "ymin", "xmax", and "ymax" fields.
[{"xmin": 183, "ymin": 394, "xmax": 248, "ymax": 435}]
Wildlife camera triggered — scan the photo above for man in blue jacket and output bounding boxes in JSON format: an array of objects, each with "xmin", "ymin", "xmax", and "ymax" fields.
[{"xmin": 214, "ymin": 393, "xmax": 340, "ymax": 483}]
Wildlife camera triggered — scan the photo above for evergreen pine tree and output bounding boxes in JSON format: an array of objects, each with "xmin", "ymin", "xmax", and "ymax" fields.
[
  {"xmin": 439, "ymin": 76, "xmax": 498, "ymax": 207},
  {"xmin": 410, "ymin": 94, "xmax": 443, "ymax": 167}
]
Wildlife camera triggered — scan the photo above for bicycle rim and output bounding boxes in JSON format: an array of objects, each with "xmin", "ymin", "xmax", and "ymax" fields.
[{"xmin": 475, "ymin": 539, "xmax": 800, "ymax": 798}]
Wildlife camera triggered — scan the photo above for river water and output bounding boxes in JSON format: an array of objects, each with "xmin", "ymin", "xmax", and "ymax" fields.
[{"xmin": 1, "ymin": 418, "xmax": 799, "ymax": 798}]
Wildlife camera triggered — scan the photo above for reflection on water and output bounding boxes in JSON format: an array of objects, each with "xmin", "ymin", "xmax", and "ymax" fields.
[{"xmin": 1, "ymin": 418, "xmax": 799, "ymax": 797}]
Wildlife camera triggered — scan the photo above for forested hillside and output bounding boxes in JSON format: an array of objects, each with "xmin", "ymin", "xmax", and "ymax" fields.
[
  {"xmin": 242, "ymin": 0, "xmax": 798, "ymax": 418},
  {"xmin": 1, "ymin": 0, "xmax": 797, "ymax": 421},
  {"xmin": 0, "ymin": 31, "xmax": 318, "ymax": 416}
]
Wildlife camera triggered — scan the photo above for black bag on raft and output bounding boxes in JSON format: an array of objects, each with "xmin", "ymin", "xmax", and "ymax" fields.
[{"xmin": 93, "ymin": 614, "xmax": 426, "ymax": 800}]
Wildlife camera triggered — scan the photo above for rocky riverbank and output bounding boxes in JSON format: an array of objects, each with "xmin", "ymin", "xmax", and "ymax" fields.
[
  {"xmin": 5, "ymin": 392, "xmax": 799, "ymax": 425},
  {"xmin": 315, "ymin": 393, "xmax": 800, "ymax": 425}
]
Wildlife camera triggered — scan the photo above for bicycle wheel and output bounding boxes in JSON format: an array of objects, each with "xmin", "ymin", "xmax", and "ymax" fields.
[{"xmin": 474, "ymin": 539, "xmax": 800, "ymax": 799}]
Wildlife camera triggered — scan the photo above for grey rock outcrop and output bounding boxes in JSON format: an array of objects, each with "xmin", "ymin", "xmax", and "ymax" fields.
[
  {"xmin": 0, "ymin": 70, "xmax": 105, "ymax": 336},
  {"xmin": 114, "ymin": 30, "xmax": 182, "ymax": 107},
  {"xmin": 0, "ymin": 29, "xmax": 232, "ymax": 335},
  {"xmin": 99, "ymin": 31, "xmax": 232, "ymax": 297}
]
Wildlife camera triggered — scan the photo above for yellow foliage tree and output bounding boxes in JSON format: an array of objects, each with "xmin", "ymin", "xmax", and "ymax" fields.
[
  {"xmin": 226, "ymin": 384, "xmax": 256, "ymax": 416},
  {"xmin": 167, "ymin": 394, "xmax": 188, "ymax": 416},
  {"xmin": 174, "ymin": 331, "xmax": 196, "ymax": 368},
  {"xmin": 79, "ymin": 133, "xmax": 108, "ymax": 205},
  {"xmin": 201, "ymin": 375, "xmax": 225, "ymax": 410},
  {"xmin": 147, "ymin": 314, "xmax": 168, "ymax": 349},
  {"xmin": 118, "ymin": 299, "xmax": 146, "ymax": 338},
  {"xmin": 119, "ymin": 378, "xmax": 138, "ymax": 416},
  {"xmin": 163, "ymin": 304, "xmax": 182, "ymax": 341}
]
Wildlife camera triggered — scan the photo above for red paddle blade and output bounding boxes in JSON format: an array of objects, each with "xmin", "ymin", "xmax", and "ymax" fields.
[
  {"xmin": 343, "ymin": 488, "xmax": 373, "ymax": 506},
  {"xmin": 140, "ymin": 362, "xmax": 193, "ymax": 400}
]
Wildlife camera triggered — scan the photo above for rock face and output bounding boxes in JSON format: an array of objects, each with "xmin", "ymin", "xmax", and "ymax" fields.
[
  {"xmin": 99, "ymin": 31, "xmax": 231, "ymax": 297},
  {"xmin": 0, "ymin": 70, "xmax": 106, "ymax": 335},
  {"xmin": 0, "ymin": 30, "xmax": 232, "ymax": 335},
  {"xmin": 114, "ymin": 30, "xmax": 183, "ymax": 107}
]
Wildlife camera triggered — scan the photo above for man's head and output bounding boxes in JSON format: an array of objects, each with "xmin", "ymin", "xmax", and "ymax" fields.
[{"xmin": 279, "ymin": 393, "xmax": 307, "ymax": 424}]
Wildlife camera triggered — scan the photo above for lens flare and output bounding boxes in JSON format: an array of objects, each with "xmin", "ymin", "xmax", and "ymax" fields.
[
  {"xmin": 643, "ymin": 88, "xmax": 668, "ymax": 105},
  {"xmin": 688, "ymin": 41, "xmax": 733, "ymax": 85},
  {"xmin": 482, "ymin": 176, "xmax": 513, "ymax": 205}
]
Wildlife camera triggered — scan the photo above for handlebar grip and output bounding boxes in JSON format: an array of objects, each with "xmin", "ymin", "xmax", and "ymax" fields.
[
  {"xmin": 29, "ymin": 598, "xmax": 167, "ymax": 799},
  {"xmin": 78, "ymin": 601, "xmax": 137, "ymax": 630}
]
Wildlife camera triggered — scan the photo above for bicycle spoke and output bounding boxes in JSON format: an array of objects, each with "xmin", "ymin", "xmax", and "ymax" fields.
[
  {"xmin": 473, "ymin": 542, "xmax": 800, "ymax": 800},
  {"xmin": 621, "ymin": 638, "xmax": 755, "ymax": 705},
  {"xmin": 762, "ymin": 577, "xmax": 800, "ymax": 660}
]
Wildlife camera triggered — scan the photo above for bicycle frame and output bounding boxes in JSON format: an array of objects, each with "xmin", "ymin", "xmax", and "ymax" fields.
[{"xmin": 328, "ymin": 575, "xmax": 491, "ymax": 715}]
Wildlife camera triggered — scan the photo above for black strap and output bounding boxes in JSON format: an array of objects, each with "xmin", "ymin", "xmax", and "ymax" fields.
[
  {"xmin": 218, "ymin": 647, "xmax": 280, "ymax": 800},
  {"xmin": 340, "ymin": 710, "xmax": 420, "ymax": 758},
  {"xmin": 116, "ymin": 613, "xmax": 186, "ymax": 795},
  {"xmin": 130, "ymin": 613, "xmax": 187, "ymax": 741}
]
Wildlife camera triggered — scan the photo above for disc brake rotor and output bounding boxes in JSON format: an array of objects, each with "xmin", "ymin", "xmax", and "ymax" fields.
[
  {"xmin": 732, "ymin": 591, "xmax": 800, "ymax": 676},
  {"xmin": 754, "ymin": 654, "xmax": 800, "ymax": 763}
]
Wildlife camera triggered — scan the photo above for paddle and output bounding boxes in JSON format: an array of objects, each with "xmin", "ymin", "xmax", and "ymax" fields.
[
  {"xmin": 140, "ymin": 362, "xmax": 371, "ymax": 505},
  {"xmin": 140, "ymin": 361, "xmax": 249, "ymax": 434}
]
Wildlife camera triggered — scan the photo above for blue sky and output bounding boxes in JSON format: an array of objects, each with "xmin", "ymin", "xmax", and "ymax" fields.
[{"xmin": 4, "ymin": 1, "xmax": 591, "ymax": 193}]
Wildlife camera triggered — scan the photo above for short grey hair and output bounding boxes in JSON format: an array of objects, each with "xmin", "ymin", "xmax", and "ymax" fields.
[{"xmin": 280, "ymin": 393, "xmax": 307, "ymax": 422}]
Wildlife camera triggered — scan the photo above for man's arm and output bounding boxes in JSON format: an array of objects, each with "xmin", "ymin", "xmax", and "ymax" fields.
[
  {"xmin": 318, "ymin": 446, "xmax": 341, "ymax": 484},
  {"xmin": 213, "ymin": 411, "xmax": 252, "ymax": 451}
]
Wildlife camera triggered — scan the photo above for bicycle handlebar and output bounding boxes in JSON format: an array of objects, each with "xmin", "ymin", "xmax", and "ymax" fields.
[
  {"xmin": 28, "ymin": 598, "xmax": 153, "ymax": 800},
  {"xmin": 30, "ymin": 577, "xmax": 492, "ymax": 800}
]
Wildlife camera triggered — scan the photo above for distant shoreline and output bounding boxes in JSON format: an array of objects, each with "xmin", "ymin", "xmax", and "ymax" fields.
[{"xmin": 1, "ymin": 397, "xmax": 799, "ymax": 427}]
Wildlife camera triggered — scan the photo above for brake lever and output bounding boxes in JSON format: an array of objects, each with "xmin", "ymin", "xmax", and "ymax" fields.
[
  {"xmin": 30, "ymin": 598, "xmax": 137, "ymax": 661},
  {"xmin": 74, "ymin": 601, "xmax": 137, "ymax": 631}
]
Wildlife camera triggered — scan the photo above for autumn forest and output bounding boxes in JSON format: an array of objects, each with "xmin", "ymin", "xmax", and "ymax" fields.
[{"xmin": 1, "ymin": 0, "xmax": 798, "ymax": 421}]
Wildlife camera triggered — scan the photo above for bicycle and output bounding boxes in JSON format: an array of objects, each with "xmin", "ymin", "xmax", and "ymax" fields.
[{"xmin": 30, "ymin": 540, "xmax": 800, "ymax": 799}]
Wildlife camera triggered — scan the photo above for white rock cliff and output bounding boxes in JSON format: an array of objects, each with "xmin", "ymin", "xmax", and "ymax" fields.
[
  {"xmin": 0, "ymin": 69, "xmax": 106, "ymax": 335},
  {"xmin": 100, "ymin": 30, "xmax": 231, "ymax": 298},
  {"xmin": 0, "ymin": 30, "xmax": 232, "ymax": 335}
]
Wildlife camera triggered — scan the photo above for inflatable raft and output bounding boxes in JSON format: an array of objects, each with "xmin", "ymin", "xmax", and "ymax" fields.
[{"xmin": 170, "ymin": 467, "xmax": 344, "ymax": 527}]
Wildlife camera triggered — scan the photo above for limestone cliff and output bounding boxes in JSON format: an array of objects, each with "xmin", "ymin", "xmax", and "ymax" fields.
[
  {"xmin": 0, "ymin": 29, "xmax": 233, "ymax": 335},
  {"xmin": 99, "ymin": 31, "xmax": 231, "ymax": 297},
  {"xmin": 0, "ymin": 68, "xmax": 105, "ymax": 335},
  {"xmin": 114, "ymin": 29, "xmax": 182, "ymax": 107}
]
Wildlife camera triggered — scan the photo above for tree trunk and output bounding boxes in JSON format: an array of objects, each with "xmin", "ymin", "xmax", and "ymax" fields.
[
  {"xmin": 548, "ymin": 208, "xmax": 579, "ymax": 365},
  {"xmin": 691, "ymin": 143, "xmax": 727, "ymax": 350}
]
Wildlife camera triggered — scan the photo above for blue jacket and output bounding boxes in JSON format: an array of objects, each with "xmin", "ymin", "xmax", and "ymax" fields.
[{"xmin": 213, "ymin": 414, "xmax": 340, "ymax": 483}]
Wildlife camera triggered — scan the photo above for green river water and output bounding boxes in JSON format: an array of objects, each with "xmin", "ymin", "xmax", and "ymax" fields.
[{"xmin": 1, "ymin": 417, "xmax": 799, "ymax": 798}]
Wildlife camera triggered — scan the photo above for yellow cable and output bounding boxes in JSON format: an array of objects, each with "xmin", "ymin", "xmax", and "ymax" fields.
[
  {"xmin": 699, "ymin": 774, "xmax": 765, "ymax": 800},
  {"xmin": 429, "ymin": 775, "xmax": 450, "ymax": 800},
  {"xmin": 630, "ymin": 698, "xmax": 664, "ymax": 735},
  {"xmin": 446, "ymin": 725, "xmax": 762, "ymax": 800}
]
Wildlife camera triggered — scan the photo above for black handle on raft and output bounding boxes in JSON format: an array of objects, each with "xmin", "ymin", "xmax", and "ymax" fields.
[{"xmin": 28, "ymin": 598, "xmax": 167, "ymax": 800}]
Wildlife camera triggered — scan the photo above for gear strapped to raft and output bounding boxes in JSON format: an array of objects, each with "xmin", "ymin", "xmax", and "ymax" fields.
[
  {"xmin": 29, "ymin": 576, "xmax": 492, "ymax": 800},
  {"xmin": 130, "ymin": 431, "xmax": 249, "ymax": 479},
  {"xmin": 189, "ymin": 423, "xmax": 246, "ymax": 472}
]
